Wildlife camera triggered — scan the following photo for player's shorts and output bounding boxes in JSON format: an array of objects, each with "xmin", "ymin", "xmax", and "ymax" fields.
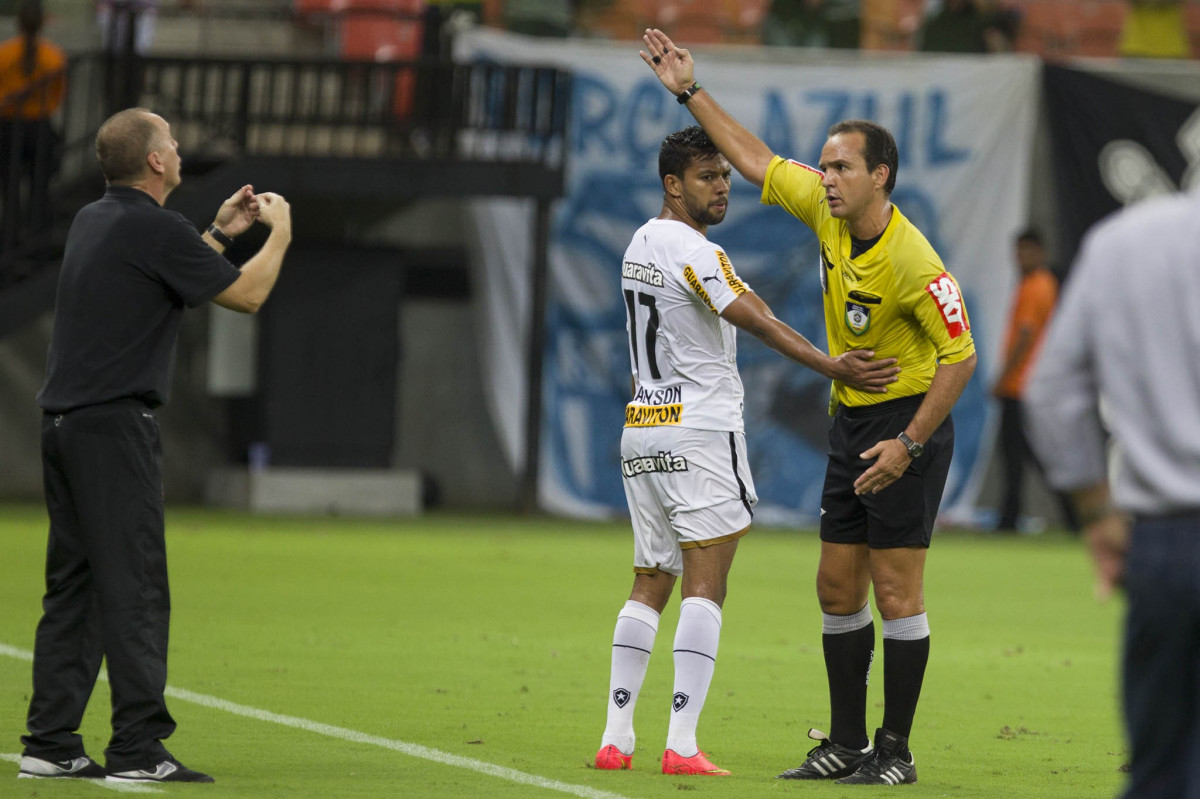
[
  {"xmin": 819, "ymin": 394, "xmax": 953, "ymax": 549},
  {"xmin": 620, "ymin": 425, "xmax": 756, "ymax": 576}
]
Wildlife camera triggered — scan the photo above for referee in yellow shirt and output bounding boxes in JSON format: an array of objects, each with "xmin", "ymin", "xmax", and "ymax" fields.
[{"xmin": 640, "ymin": 29, "xmax": 978, "ymax": 786}]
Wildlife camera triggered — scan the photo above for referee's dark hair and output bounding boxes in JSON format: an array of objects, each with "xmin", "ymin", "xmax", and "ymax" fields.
[
  {"xmin": 95, "ymin": 107, "xmax": 161, "ymax": 184},
  {"xmin": 1016, "ymin": 228, "xmax": 1042, "ymax": 245},
  {"xmin": 659, "ymin": 126, "xmax": 720, "ymax": 184},
  {"xmin": 829, "ymin": 119, "xmax": 899, "ymax": 195}
]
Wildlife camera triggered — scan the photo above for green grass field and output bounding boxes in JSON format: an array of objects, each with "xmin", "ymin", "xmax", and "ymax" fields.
[{"xmin": 1, "ymin": 503, "xmax": 1125, "ymax": 797}]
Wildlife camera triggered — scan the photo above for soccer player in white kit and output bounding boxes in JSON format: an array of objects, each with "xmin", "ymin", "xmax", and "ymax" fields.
[{"xmin": 596, "ymin": 127, "xmax": 901, "ymax": 776}]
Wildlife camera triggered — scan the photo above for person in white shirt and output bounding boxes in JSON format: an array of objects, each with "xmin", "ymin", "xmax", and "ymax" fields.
[
  {"xmin": 595, "ymin": 126, "xmax": 900, "ymax": 777},
  {"xmin": 1025, "ymin": 186, "xmax": 1200, "ymax": 799}
]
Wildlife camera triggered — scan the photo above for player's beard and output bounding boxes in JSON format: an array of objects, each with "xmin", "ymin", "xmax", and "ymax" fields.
[{"xmin": 690, "ymin": 198, "xmax": 727, "ymax": 228}]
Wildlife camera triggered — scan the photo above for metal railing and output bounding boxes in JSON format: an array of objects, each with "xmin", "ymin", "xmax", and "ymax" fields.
[
  {"xmin": 0, "ymin": 51, "xmax": 570, "ymax": 288},
  {"xmin": 137, "ymin": 56, "xmax": 570, "ymax": 166}
]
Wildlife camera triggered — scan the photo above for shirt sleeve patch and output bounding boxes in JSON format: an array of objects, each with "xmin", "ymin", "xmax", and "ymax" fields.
[
  {"xmin": 788, "ymin": 159, "xmax": 824, "ymax": 177},
  {"xmin": 925, "ymin": 272, "xmax": 970, "ymax": 338},
  {"xmin": 683, "ymin": 265, "xmax": 718, "ymax": 313},
  {"xmin": 715, "ymin": 250, "xmax": 747, "ymax": 296}
]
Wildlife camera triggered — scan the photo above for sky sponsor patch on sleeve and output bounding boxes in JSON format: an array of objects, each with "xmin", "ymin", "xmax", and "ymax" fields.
[{"xmin": 925, "ymin": 272, "xmax": 969, "ymax": 338}]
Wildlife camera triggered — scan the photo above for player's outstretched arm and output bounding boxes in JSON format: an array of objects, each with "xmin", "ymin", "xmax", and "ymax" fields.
[
  {"xmin": 721, "ymin": 291, "xmax": 899, "ymax": 391},
  {"xmin": 640, "ymin": 29, "xmax": 775, "ymax": 188}
]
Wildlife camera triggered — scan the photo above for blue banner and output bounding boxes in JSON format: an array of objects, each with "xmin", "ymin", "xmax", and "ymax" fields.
[{"xmin": 461, "ymin": 32, "xmax": 1039, "ymax": 523}]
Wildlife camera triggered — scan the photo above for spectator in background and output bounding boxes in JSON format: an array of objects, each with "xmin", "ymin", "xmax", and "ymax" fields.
[
  {"xmin": 1120, "ymin": 0, "xmax": 1189, "ymax": 59},
  {"xmin": 0, "ymin": 0, "xmax": 65, "ymax": 242},
  {"xmin": 919, "ymin": 0, "xmax": 1013, "ymax": 53},
  {"xmin": 1025, "ymin": 186, "xmax": 1200, "ymax": 799},
  {"xmin": 97, "ymin": 1, "xmax": 196, "ymax": 110},
  {"xmin": 97, "ymin": 0, "xmax": 155, "ymax": 56},
  {"xmin": 763, "ymin": 0, "xmax": 860, "ymax": 49},
  {"xmin": 991, "ymin": 230, "xmax": 1078, "ymax": 533},
  {"xmin": 95, "ymin": 0, "xmax": 189, "ymax": 55}
]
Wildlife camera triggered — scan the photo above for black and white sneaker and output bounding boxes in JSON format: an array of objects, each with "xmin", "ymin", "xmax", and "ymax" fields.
[
  {"xmin": 18, "ymin": 755, "xmax": 107, "ymax": 779},
  {"xmin": 837, "ymin": 727, "xmax": 917, "ymax": 785},
  {"xmin": 776, "ymin": 728, "xmax": 872, "ymax": 780},
  {"xmin": 107, "ymin": 758, "xmax": 214, "ymax": 783}
]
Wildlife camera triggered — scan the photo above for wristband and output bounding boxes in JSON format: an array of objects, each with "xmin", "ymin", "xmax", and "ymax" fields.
[
  {"xmin": 207, "ymin": 223, "xmax": 235, "ymax": 249},
  {"xmin": 676, "ymin": 82, "xmax": 702, "ymax": 104}
]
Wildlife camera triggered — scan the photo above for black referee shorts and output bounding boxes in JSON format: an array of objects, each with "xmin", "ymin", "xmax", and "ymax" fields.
[{"xmin": 819, "ymin": 394, "xmax": 953, "ymax": 549}]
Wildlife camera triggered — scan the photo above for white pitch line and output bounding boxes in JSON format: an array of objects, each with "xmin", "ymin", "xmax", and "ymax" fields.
[
  {"xmin": 0, "ymin": 752, "xmax": 163, "ymax": 793},
  {"xmin": 1, "ymin": 644, "xmax": 628, "ymax": 799}
]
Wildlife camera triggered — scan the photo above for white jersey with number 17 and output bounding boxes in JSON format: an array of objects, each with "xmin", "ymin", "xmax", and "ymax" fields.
[{"xmin": 621, "ymin": 218, "xmax": 749, "ymax": 433}]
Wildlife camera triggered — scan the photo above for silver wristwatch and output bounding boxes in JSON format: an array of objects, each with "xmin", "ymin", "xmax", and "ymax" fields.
[{"xmin": 897, "ymin": 431, "xmax": 924, "ymax": 459}]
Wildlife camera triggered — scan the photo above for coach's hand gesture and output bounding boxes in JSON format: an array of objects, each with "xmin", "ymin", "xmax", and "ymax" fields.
[
  {"xmin": 212, "ymin": 184, "xmax": 259, "ymax": 238},
  {"xmin": 255, "ymin": 192, "xmax": 292, "ymax": 240}
]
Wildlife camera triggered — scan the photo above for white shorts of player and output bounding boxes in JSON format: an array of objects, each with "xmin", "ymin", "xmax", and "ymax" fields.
[{"xmin": 620, "ymin": 426, "xmax": 758, "ymax": 576}]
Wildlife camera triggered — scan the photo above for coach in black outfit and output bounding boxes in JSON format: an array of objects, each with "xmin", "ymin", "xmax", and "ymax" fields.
[{"xmin": 17, "ymin": 107, "xmax": 291, "ymax": 784}]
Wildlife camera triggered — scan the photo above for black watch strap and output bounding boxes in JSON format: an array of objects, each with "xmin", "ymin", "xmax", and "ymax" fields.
[
  {"xmin": 676, "ymin": 82, "xmax": 702, "ymax": 104},
  {"xmin": 207, "ymin": 223, "xmax": 235, "ymax": 249}
]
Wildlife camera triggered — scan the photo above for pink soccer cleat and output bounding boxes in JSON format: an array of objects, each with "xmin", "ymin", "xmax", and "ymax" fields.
[
  {"xmin": 594, "ymin": 744, "xmax": 632, "ymax": 770},
  {"xmin": 661, "ymin": 749, "xmax": 730, "ymax": 776}
]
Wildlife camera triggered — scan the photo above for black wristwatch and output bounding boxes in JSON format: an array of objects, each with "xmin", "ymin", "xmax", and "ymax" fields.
[
  {"xmin": 207, "ymin": 223, "xmax": 235, "ymax": 249},
  {"xmin": 897, "ymin": 431, "xmax": 924, "ymax": 459}
]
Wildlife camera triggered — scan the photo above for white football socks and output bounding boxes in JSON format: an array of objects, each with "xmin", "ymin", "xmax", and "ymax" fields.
[
  {"xmin": 665, "ymin": 596, "xmax": 722, "ymax": 758},
  {"xmin": 600, "ymin": 600, "xmax": 660, "ymax": 755}
]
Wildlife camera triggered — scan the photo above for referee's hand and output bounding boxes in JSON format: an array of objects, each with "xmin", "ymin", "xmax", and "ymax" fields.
[
  {"xmin": 640, "ymin": 29, "xmax": 694, "ymax": 96},
  {"xmin": 853, "ymin": 438, "xmax": 909, "ymax": 495}
]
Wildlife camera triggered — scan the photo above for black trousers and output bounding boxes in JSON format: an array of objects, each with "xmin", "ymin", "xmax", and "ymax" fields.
[
  {"xmin": 1122, "ymin": 515, "xmax": 1200, "ymax": 798},
  {"xmin": 22, "ymin": 400, "xmax": 175, "ymax": 772},
  {"xmin": 996, "ymin": 397, "xmax": 1079, "ymax": 531}
]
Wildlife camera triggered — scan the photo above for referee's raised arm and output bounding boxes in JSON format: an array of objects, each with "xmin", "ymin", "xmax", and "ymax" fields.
[{"xmin": 640, "ymin": 28, "xmax": 775, "ymax": 189}]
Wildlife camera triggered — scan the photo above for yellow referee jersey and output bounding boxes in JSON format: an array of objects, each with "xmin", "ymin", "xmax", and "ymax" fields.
[{"xmin": 761, "ymin": 156, "xmax": 975, "ymax": 412}]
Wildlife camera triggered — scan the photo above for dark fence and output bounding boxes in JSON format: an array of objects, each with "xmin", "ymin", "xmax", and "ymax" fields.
[
  {"xmin": 0, "ymin": 50, "xmax": 570, "ymax": 290},
  {"xmin": 138, "ymin": 56, "xmax": 571, "ymax": 166}
]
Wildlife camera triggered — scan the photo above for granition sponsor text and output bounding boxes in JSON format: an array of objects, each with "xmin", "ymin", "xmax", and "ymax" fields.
[{"xmin": 621, "ymin": 450, "xmax": 690, "ymax": 477}]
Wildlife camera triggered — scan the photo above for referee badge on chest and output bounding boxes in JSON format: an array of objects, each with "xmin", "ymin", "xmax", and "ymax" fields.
[
  {"xmin": 845, "ymin": 301, "xmax": 871, "ymax": 335},
  {"xmin": 844, "ymin": 290, "xmax": 881, "ymax": 336}
]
